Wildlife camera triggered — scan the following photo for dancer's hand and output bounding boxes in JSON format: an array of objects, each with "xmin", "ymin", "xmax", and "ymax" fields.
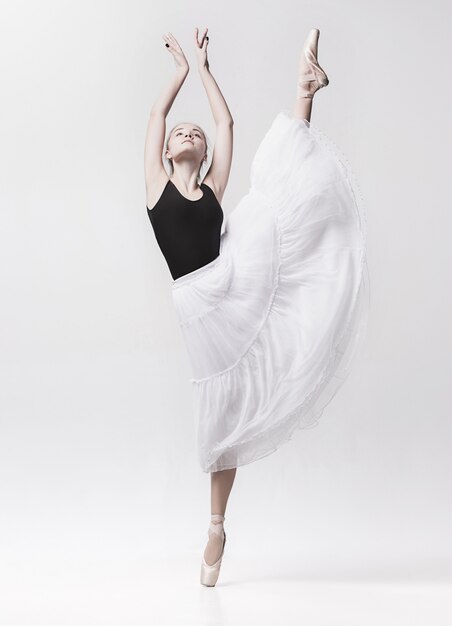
[
  {"xmin": 194, "ymin": 27, "xmax": 209, "ymax": 70},
  {"xmin": 162, "ymin": 32, "xmax": 189, "ymax": 72}
]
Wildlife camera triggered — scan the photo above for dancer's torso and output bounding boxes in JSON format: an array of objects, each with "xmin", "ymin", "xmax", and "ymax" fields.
[{"xmin": 147, "ymin": 179, "xmax": 224, "ymax": 280}]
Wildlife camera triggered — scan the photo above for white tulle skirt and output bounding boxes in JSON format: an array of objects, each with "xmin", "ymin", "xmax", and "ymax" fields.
[{"xmin": 171, "ymin": 109, "xmax": 370, "ymax": 473}]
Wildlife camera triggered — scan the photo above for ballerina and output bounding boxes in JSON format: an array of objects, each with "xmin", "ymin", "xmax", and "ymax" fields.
[{"xmin": 144, "ymin": 26, "xmax": 369, "ymax": 587}]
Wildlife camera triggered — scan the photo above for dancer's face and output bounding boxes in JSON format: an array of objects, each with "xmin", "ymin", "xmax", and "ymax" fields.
[{"xmin": 166, "ymin": 123, "xmax": 207, "ymax": 171}]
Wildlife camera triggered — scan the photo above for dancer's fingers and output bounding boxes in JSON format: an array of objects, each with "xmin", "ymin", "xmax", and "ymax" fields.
[
  {"xmin": 166, "ymin": 32, "xmax": 180, "ymax": 48},
  {"xmin": 194, "ymin": 26, "xmax": 208, "ymax": 47},
  {"xmin": 195, "ymin": 26, "xmax": 202, "ymax": 47},
  {"xmin": 162, "ymin": 34, "xmax": 174, "ymax": 51}
]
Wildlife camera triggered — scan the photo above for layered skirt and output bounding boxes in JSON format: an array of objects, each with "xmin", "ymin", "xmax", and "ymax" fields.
[{"xmin": 171, "ymin": 110, "xmax": 370, "ymax": 473}]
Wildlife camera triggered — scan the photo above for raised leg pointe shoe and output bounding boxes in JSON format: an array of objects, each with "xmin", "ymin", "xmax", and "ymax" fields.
[
  {"xmin": 297, "ymin": 27, "xmax": 329, "ymax": 99},
  {"xmin": 200, "ymin": 514, "xmax": 226, "ymax": 587}
]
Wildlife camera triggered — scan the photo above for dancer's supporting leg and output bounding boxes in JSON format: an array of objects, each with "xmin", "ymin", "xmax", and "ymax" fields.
[{"xmin": 203, "ymin": 468, "xmax": 237, "ymax": 565}]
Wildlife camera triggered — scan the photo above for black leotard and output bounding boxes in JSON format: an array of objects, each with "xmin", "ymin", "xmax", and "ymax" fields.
[{"xmin": 146, "ymin": 179, "xmax": 224, "ymax": 280}]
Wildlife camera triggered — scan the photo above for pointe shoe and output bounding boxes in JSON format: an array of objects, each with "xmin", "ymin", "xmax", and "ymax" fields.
[
  {"xmin": 200, "ymin": 514, "xmax": 226, "ymax": 587},
  {"xmin": 297, "ymin": 28, "xmax": 329, "ymax": 99}
]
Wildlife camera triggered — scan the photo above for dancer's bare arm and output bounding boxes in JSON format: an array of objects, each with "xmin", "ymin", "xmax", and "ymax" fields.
[
  {"xmin": 195, "ymin": 28, "xmax": 234, "ymax": 203},
  {"xmin": 144, "ymin": 33, "xmax": 189, "ymax": 198}
]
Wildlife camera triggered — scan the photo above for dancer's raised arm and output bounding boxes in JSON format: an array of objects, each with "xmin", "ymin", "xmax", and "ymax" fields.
[
  {"xmin": 194, "ymin": 27, "xmax": 234, "ymax": 201},
  {"xmin": 144, "ymin": 33, "xmax": 189, "ymax": 188}
]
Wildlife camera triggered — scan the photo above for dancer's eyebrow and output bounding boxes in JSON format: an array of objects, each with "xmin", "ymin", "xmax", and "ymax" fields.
[{"xmin": 174, "ymin": 127, "xmax": 202, "ymax": 133}]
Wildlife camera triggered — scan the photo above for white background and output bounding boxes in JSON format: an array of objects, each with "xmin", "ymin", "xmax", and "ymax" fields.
[{"xmin": 1, "ymin": 0, "xmax": 451, "ymax": 624}]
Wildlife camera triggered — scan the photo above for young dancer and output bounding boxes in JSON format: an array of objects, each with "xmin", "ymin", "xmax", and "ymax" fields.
[{"xmin": 144, "ymin": 27, "xmax": 369, "ymax": 586}]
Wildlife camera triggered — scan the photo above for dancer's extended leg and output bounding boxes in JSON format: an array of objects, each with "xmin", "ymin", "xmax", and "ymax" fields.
[{"xmin": 293, "ymin": 28, "xmax": 329, "ymax": 122}]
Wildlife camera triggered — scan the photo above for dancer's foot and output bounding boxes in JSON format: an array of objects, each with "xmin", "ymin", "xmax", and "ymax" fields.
[
  {"xmin": 203, "ymin": 515, "xmax": 225, "ymax": 565},
  {"xmin": 297, "ymin": 28, "xmax": 329, "ymax": 99},
  {"xmin": 201, "ymin": 514, "xmax": 226, "ymax": 587}
]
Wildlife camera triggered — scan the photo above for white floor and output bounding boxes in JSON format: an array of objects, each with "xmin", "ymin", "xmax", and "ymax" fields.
[{"xmin": 1, "ymin": 555, "xmax": 451, "ymax": 626}]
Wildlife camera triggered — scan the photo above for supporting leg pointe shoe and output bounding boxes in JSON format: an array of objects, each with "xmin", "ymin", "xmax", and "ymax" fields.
[
  {"xmin": 200, "ymin": 514, "xmax": 226, "ymax": 587},
  {"xmin": 297, "ymin": 27, "xmax": 329, "ymax": 99}
]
